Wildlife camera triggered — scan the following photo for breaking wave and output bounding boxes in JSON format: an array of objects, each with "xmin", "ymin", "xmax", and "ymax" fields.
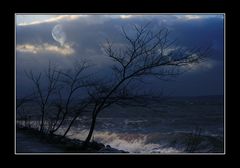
[{"xmin": 65, "ymin": 129, "xmax": 223, "ymax": 153}]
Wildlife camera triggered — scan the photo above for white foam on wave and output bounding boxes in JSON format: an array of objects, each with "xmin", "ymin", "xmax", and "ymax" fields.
[{"xmin": 68, "ymin": 130, "xmax": 181, "ymax": 153}]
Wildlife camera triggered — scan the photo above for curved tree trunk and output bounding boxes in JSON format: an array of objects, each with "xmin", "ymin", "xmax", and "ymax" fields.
[
  {"xmin": 40, "ymin": 109, "xmax": 45, "ymax": 132},
  {"xmin": 62, "ymin": 114, "xmax": 79, "ymax": 137},
  {"xmin": 83, "ymin": 115, "xmax": 97, "ymax": 147}
]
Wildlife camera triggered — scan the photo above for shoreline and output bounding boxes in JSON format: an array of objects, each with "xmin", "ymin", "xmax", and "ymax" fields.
[{"xmin": 16, "ymin": 126, "xmax": 129, "ymax": 153}]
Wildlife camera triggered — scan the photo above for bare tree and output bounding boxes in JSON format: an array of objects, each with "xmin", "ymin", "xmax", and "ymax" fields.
[
  {"xmin": 62, "ymin": 99, "xmax": 92, "ymax": 137},
  {"xmin": 49, "ymin": 89, "xmax": 64, "ymax": 133},
  {"xmin": 83, "ymin": 23, "xmax": 210, "ymax": 146},
  {"xmin": 49, "ymin": 61, "xmax": 90, "ymax": 135},
  {"xmin": 26, "ymin": 62, "xmax": 60, "ymax": 132}
]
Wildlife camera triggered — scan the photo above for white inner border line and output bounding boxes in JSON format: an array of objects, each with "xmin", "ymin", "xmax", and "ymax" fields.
[{"xmin": 14, "ymin": 13, "xmax": 226, "ymax": 155}]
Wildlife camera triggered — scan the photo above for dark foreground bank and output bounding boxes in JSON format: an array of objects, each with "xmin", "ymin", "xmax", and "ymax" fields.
[{"xmin": 16, "ymin": 127, "xmax": 128, "ymax": 153}]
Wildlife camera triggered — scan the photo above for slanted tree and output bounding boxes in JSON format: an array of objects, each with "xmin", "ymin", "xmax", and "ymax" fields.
[
  {"xmin": 83, "ymin": 23, "xmax": 210, "ymax": 146},
  {"xmin": 50, "ymin": 60, "xmax": 90, "ymax": 136}
]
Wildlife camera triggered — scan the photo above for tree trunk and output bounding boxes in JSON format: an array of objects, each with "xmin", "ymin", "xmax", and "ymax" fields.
[
  {"xmin": 51, "ymin": 116, "xmax": 65, "ymax": 133},
  {"xmin": 62, "ymin": 114, "xmax": 79, "ymax": 137},
  {"xmin": 40, "ymin": 109, "xmax": 45, "ymax": 132},
  {"xmin": 52, "ymin": 92, "xmax": 73, "ymax": 133},
  {"xmin": 83, "ymin": 115, "xmax": 97, "ymax": 147}
]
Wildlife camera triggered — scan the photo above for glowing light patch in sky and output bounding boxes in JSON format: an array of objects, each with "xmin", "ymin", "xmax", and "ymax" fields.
[{"xmin": 17, "ymin": 43, "xmax": 74, "ymax": 56}]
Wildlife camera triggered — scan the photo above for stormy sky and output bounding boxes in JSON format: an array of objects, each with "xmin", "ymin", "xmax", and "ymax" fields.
[{"xmin": 16, "ymin": 14, "xmax": 224, "ymax": 97}]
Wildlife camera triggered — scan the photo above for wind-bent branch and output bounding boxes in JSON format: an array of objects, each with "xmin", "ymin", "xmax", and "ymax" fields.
[{"xmin": 83, "ymin": 23, "xmax": 210, "ymax": 145}]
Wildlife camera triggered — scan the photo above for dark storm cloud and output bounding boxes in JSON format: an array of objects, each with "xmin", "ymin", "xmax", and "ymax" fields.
[{"xmin": 16, "ymin": 15, "xmax": 224, "ymax": 97}]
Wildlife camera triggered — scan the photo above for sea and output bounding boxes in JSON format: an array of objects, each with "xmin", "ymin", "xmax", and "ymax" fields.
[{"xmin": 56, "ymin": 95, "xmax": 224, "ymax": 153}]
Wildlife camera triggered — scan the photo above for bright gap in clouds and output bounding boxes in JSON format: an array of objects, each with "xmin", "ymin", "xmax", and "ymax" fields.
[
  {"xmin": 16, "ymin": 15, "xmax": 58, "ymax": 25},
  {"xmin": 175, "ymin": 14, "xmax": 223, "ymax": 20},
  {"xmin": 16, "ymin": 14, "xmax": 224, "ymax": 26},
  {"xmin": 16, "ymin": 15, "xmax": 84, "ymax": 26},
  {"xmin": 16, "ymin": 43, "xmax": 75, "ymax": 56}
]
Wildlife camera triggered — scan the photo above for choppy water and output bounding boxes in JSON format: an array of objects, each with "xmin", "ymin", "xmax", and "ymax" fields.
[
  {"xmin": 17, "ymin": 95, "xmax": 224, "ymax": 153},
  {"xmin": 62, "ymin": 96, "xmax": 224, "ymax": 153}
]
